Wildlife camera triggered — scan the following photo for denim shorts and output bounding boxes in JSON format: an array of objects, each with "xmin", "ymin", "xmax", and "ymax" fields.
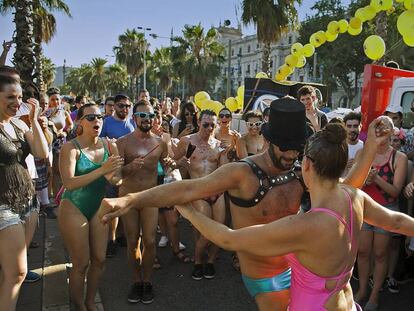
[
  {"xmin": 362, "ymin": 202, "xmax": 399, "ymax": 236},
  {"xmin": 0, "ymin": 197, "xmax": 39, "ymax": 231}
]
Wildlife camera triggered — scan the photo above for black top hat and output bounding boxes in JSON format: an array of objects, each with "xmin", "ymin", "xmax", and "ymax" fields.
[{"xmin": 261, "ymin": 97, "xmax": 307, "ymax": 152}]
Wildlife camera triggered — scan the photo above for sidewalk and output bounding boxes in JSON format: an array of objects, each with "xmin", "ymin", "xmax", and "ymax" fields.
[{"xmin": 16, "ymin": 215, "xmax": 104, "ymax": 311}]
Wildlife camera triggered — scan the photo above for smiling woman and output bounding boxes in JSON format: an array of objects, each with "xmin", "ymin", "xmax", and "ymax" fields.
[{"xmin": 0, "ymin": 74, "xmax": 49, "ymax": 311}]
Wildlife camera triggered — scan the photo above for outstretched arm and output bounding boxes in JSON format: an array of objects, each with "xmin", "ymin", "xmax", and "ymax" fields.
[
  {"xmin": 100, "ymin": 162, "xmax": 244, "ymax": 222},
  {"xmin": 343, "ymin": 117, "xmax": 390, "ymax": 188},
  {"xmin": 175, "ymin": 204, "xmax": 306, "ymax": 257}
]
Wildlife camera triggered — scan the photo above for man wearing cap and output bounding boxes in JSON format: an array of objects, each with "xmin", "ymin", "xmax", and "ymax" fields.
[{"xmin": 99, "ymin": 97, "xmax": 387, "ymax": 311}]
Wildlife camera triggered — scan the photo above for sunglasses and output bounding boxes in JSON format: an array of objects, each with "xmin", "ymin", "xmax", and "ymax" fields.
[
  {"xmin": 185, "ymin": 112, "xmax": 195, "ymax": 117},
  {"xmin": 134, "ymin": 112, "xmax": 156, "ymax": 119},
  {"xmin": 246, "ymin": 121, "xmax": 263, "ymax": 127},
  {"xmin": 219, "ymin": 113, "xmax": 232, "ymax": 119},
  {"xmin": 116, "ymin": 103, "xmax": 131, "ymax": 109},
  {"xmin": 81, "ymin": 114, "xmax": 103, "ymax": 121},
  {"xmin": 202, "ymin": 122, "xmax": 216, "ymax": 129}
]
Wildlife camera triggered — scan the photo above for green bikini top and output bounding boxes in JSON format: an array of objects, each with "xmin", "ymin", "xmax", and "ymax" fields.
[{"xmin": 72, "ymin": 138, "xmax": 109, "ymax": 176}]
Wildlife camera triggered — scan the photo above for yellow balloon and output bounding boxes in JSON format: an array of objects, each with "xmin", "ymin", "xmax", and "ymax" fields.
[
  {"xmin": 212, "ymin": 101, "xmax": 224, "ymax": 115},
  {"xmin": 355, "ymin": 8, "xmax": 367, "ymax": 22},
  {"xmin": 364, "ymin": 35, "xmax": 386, "ymax": 60},
  {"xmin": 370, "ymin": 0, "xmax": 382, "ymax": 12},
  {"xmin": 348, "ymin": 25, "xmax": 363, "ymax": 36},
  {"xmin": 327, "ymin": 21, "xmax": 340, "ymax": 35},
  {"xmin": 364, "ymin": 6, "xmax": 377, "ymax": 20},
  {"xmin": 225, "ymin": 97, "xmax": 238, "ymax": 112},
  {"xmin": 285, "ymin": 54, "xmax": 298, "ymax": 68},
  {"xmin": 349, "ymin": 17, "xmax": 362, "ymax": 29},
  {"xmin": 403, "ymin": 35, "xmax": 414, "ymax": 47},
  {"xmin": 199, "ymin": 99, "xmax": 213, "ymax": 111},
  {"xmin": 274, "ymin": 73, "xmax": 286, "ymax": 81},
  {"xmin": 291, "ymin": 43, "xmax": 304, "ymax": 57},
  {"xmin": 338, "ymin": 19, "xmax": 349, "ymax": 33},
  {"xmin": 310, "ymin": 33, "xmax": 320, "ymax": 47},
  {"xmin": 315, "ymin": 31, "xmax": 327, "ymax": 45},
  {"xmin": 404, "ymin": 0, "xmax": 414, "ymax": 10},
  {"xmin": 302, "ymin": 43, "xmax": 315, "ymax": 57},
  {"xmin": 397, "ymin": 10, "xmax": 414, "ymax": 37},
  {"xmin": 194, "ymin": 91, "xmax": 210, "ymax": 107},
  {"xmin": 386, "ymin": 6, "xmax": 395, "ymax": 15},
  {"xmin": 325, "ymin": 31, "xmax": 338, "ymax": 42},
  {"xmin": 380, "ymin": 0, "xmax": 393, "ymax": 10},
  {"xmin": 278, "ymin": 64, "xmax": 292, "ymax": 77},
  {"xmin": 296, "ymin": 55, "xmax": 307, "ymax": 68},
  {"xmin": 255, "ymin": 72, "xmax": 268, "ymax": 79},
  {"xmin": 236, "ymin": 95, "xmax": 244, "ymax": 109},
  {"xmin": 237, "ymin": 85, "xmax": 244, "ymax": 98},
  {"xmin": 395, "ymin": 0, "xmax": 404, "ymax": 2}
]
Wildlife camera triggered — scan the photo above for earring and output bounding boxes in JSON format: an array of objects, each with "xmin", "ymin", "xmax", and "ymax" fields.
[{"xmin": 76, "ymin": 125, "xmax": 83, "ymax": 136}]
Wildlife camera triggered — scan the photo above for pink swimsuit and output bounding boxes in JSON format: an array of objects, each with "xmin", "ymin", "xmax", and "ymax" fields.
[{"xmin": 285, "ymin": 189, "xmax": 361, "ymax": 311}]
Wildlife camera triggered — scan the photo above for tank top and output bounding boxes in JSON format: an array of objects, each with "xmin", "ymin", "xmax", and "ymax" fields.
[
  {"xmin": 0, "ymin": 120, "xmax": 35, "ymax": 213},
  {"xmin": 363, "ymin": 149, "xmax": 396, "ymax": 205},
  {"xmin": 49, "ymin": 107, "xmax": 67, "ymax": 130},
  {"xmin": 285, "ymin": 189, "xmax": 356, "ymax": 311}
]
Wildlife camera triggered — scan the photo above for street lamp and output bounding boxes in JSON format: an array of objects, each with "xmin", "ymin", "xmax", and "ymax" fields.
[{"xmin": 137, "ymin": 26, "xmax": 152, "ymax": 90}]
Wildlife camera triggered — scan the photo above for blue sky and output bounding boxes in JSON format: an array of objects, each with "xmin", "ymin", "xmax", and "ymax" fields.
[{"xmin": 1, "ymin": 0, "xmax": 339, "ymax": 67}]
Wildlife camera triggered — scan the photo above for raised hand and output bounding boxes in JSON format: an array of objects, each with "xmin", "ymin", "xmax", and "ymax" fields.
[
  {"xmin": 99, "ymin": 196, "xmax": 133, "ymax": 224},
  {"xmin": 27, "ymin": 98, "xmax": 41, "ymax": 122},
  {"xmin": 101, "ymin": 155, "xmax": 124, "ymax": 174},
  {"xmin": 367, "ymin": 116, "xmax": 391, "ymax": 147}
]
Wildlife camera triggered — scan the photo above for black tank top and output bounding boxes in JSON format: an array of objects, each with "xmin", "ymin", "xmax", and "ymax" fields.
[{"xmin": 0, "ymin": 121, "xmax": 35, "ymax": 213}]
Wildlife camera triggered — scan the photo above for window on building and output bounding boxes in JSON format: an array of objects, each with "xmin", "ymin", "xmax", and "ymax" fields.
[
  {"xmin": 288, "ymin": 36, "xmax": 292, "ymax": 44},
  {"xmin": 246, "ymin": 64, "xmax": 251, "ymax": 74},
  {"xmin": 247, "ymin": 45, "xmax": 251, "ymax": 53},
  {"xmin": 238, "ymin": 47, "xmax": 242, "ymax": 56},
  {"xmin": 270, "ymin": 60, "xmax": 273, "ymax": 68},
  {"xmin": 299, "ymin": 76, "xmax": 304, "ymax": 82},
  {"xmin": 257, "ymin": 43, "xmax": 260, "ymax": 49},
  {"xmin": 231, "ymin": 49, "xmax": 234, "ymax": 56}
]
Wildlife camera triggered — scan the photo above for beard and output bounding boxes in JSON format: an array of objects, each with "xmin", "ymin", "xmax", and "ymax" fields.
[
  {"xmin": 348, "ymin": 131, "xmax": 359, "ymax": 142},
  {"xmin": 138, "ymin": 123, "xmax": 152, "ymax": 133}
]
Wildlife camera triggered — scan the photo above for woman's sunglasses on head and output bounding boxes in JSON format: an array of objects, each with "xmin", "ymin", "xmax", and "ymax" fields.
[
  {"xmin": 246, "ymin": 121, "xmax": 263, "ymax": 127},
  {"xmin": 81, "ymin": 114, "xmax": 103, "ymax": 121}
]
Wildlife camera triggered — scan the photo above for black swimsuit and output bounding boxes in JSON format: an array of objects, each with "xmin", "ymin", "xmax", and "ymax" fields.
[{"xmin": 224, "ymin": 158, "xmax": 305, "ymax": 208}]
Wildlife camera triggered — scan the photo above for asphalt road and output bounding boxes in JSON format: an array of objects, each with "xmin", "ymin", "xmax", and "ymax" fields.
[{"xmin": 99, "ymin": 217, "xmax": 414, "ymax": 311}]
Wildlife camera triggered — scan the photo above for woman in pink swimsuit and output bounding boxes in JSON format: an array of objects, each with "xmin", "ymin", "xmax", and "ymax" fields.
[{"xmin": 175, "ymin": 123, "xmax": 414, "ymax": 311}]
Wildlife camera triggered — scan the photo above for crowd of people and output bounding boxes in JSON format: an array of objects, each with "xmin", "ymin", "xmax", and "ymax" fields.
[{"xmin": 1, "ymin": 61, "xmax": 414, "ymax": 311}]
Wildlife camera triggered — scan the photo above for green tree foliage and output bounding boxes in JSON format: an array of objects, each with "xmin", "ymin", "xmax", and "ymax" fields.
[
  {"xmin": 40, "ymin": 55, "xmax": 55, "ymax": 89},
  {"xmin": 242, "ymin": 0, "xmax": 301, "ymax": 74},
  {"xmin": 171, "ymin": 24, "xmax": 225, "ymax": 95}
]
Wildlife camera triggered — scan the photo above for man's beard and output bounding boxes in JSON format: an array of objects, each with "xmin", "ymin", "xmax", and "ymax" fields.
[
  {"xmin": 348, "ymin": 132, "xmax": 359, "ymax": 143},
  {"xmin": 269, "ymin": 146, "xmax": 296, "ymax": 171},
  {"xmin": 138, "ymin": 123, "xmax": 152, "ymax": 133},
  {"xmin": 115, "ymin": 111, "xmax": 127, "ymax": 119}
]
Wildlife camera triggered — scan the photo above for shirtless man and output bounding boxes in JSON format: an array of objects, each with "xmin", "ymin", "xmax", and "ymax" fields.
[
  {"xmin": 100, "ymin": 98, "xmax": 387, "ymax": 311},
  {"xmin": 174, "ymin": 109, "xmax": 227, "ymax": 280},
  {"xmin": 116, "ymin": 100, "xmax": 170, "ymax": 305}
]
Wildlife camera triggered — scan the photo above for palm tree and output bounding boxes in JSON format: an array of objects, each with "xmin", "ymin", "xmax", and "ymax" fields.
[
  {"xmin": 172, "ymin": 24, "xmax": 225, "ymax": 95},
  {"xmin": 151, "ymin": 47, "xmax": 175, "ymax": 97},
  {"xmin": 113, "ymin": 29, "xmax": 148, "ymax": 100},
  {"xmin": 106, "ymin": 63, "xmax": 128, "ymax": 95},
  {"xmin": 1, "ymin": 0, "xmax": 36, "ymax": 83},
  {"xmin": 241, "ymin": 0, "xmax": 301, "ymax": 74},
  {"xmin": 85, "ymin": 57, "xmax": 107, "ymax": 98},
  {"xmin": 32, "ymin": 0, "xmax": 71, "ymax": 91},
  {"xmin": 66, "ymin": 65, "xmax": 91, "ymax": 95},
  {"xmin": 41, "ymin": 55, "xmax": 55, "ymax": 89}
]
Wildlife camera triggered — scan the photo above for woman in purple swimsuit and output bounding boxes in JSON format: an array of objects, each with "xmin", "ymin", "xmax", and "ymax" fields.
[{"xmin": 175, "ymin": 123, "xmax": 414, "ymax": 311}]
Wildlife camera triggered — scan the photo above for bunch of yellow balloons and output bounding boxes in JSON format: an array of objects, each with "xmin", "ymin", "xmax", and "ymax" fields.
[
  {"xmin": 193, "ymin": 86, "xmax": 246, "ymax": 115},
  {"xmin": 397, "ymin": 9, "xmax": 414, "ymax": 47}
]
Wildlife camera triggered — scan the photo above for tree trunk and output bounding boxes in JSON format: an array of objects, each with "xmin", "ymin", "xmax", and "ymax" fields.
[
  {"xmin": 261, "ymin": 43, "xmax": 271, "ymax": 75},
  {"xmin": 34, "ymin": 33, "xmax": 45, "ymax": 92},
  {"xmin": 13, "ymin": 0, "xmax": 35, "ymax": 84}
]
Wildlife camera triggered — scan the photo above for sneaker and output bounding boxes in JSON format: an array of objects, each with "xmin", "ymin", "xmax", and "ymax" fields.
[
  {"xmin": 179, "ymin": 241, "xmax": 186, "ymax": 251},
  {"xmin": 127, "ymin": 282, "xmax": 142, "ymax": 303},
  {"xmin": 204, "ymin": 263, "xmax": 216, "ymax": 279},
  {"xmin": 368, "ymin": 275, "xmax": 383, "ymax": 292},
  {"xmin": 192, "ymin": 264, "xmax": 204, "ymax": 281},
  {"xmin": 45, "ymin": 206, "xmax": 57, "ymax": 219},
  {"xmin": 385, "ymin": 277, "xmax": 399, "ymax": 293},
  {"xmin": 24, "ymin": 270, "xmax": 41, "ymax": 283},
  {"xmin": 141, "ymin": 282, "xmax": 154, "ymax": 304},
  {"xmin": 158, "ymin": 235, "xmax": 168, "ymax": 247},
  {"xmin": 106, "ymin": 240, "xmax": 117, "ymax": 258}
]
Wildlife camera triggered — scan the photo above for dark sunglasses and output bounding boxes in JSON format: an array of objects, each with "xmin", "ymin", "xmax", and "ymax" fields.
[
  {"xmin": 81, "ymin": 114, "xmax": 103, "ymax": 121},
  {"xmin": 116, "ymin": 103, "xmax": 131, "ymax": 109},
  {"xmin": 219, "ymin": 113, "xmax": 232, "ymax": 119},
  {"xmin": 202, "ymin": 122, "xmax": 216, "ymax": 129},
  {"xmin": 246, "ymin": 121, "xmax": 263, "ymax": 127},
  {"xmin": 134, "ymin": 112, "xmax": 156, "ymax": 119},
  {"xmin": 185, "ymin": 112, "xmax": 195, "ymax": 117}
]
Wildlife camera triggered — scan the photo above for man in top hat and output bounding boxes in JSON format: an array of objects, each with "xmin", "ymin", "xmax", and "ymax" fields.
[{"xmin": 98, "ymin": 97, "xmax": 387, "ymax": 311}]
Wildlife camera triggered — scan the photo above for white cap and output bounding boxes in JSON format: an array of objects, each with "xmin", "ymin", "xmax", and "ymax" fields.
[{"xmin": 385, "ymin": 105, "xmax": 403, "ymax": 114}]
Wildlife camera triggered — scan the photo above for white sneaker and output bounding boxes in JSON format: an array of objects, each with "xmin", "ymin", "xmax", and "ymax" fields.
[
  {"xmin": 158, "ymin": 236, "xmax": 168, "ymax": 247},
  {"xmin": 179, "ymin": 242, "xmax": 186, "ymax": 251}
]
